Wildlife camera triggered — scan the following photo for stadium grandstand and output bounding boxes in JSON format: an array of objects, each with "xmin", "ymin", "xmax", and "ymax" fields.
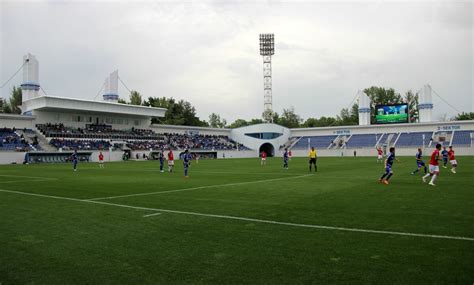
[{"xmin": 0, "ymin": 53, "xmax": 473, "ymax": 165}]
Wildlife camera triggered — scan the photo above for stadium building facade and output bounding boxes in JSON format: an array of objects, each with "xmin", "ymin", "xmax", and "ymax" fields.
[{"xmin": 1, "ymin": 54, "xmax": 473, "ymax": 164}]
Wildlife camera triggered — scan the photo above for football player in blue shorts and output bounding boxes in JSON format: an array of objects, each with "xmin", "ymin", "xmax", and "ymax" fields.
[
  {"xmin": 411, "ymin": 148, "xmax": 427, "ymax": 175},
  {"xmin": 441, "ymin": 146, "xmax": 449, "ymax": 168},
  {"xmin": 183, "ymin": 149, "xmax": 191, "ymax": 178},
  {"xmin": 71, "ymin": 150, "xmax": 78, "ymax": 172},
  {"xmin": 283, "ymin": 148, "xmax": 289, "ymax": 169},
  {"xmin": 379, "ymin": 147, "xmax": 398, "ymax": 185},
  {"xmin": 158, "ymin": 149, "xmax": 165, "ymax": 173}
]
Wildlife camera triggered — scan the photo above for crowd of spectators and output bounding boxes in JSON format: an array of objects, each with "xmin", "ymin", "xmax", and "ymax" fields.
[
  {"xmin": 35, "ymin": 124, "xmax": 249, "ymax": 151},
  {"xmin": 0, "ymin": 128, "xmax": 34, "ymax": 151},
  {"xmin": 165, "ymin": 133, "xmax": 247, "ymax": 150},
  {"xmin": 49, "ymin": 139, "xmax": 111, "ymax": 150},
  {"xmin": 122, "ymin": 133, "xmax": 248, "ymax": 151},
  {"xmin": 37, "ymin": 123, "xmax": 163, "ymax": 140}
]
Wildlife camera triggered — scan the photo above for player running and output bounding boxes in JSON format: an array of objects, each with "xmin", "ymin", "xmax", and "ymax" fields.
[
  {"xmin": 183, "ymin": 149, "xmax": 192, "ymax": 178},
  {"xmin": 441, "ymin": 146, "xmax": 449, "ymax": 168},
  {"xmin": 308, "ymin": 147, "xmax": 317, "ymax": 172},
  {"xmin": 158, "ymin": 150, "xmax": 165, "ymax": 173},
  {"xmin": 379, "ymin": 147, "xmax": 398, "ymax": 185},
  {"xmin": 261, "ymin": 151, "xmax": 267, "ymax": 166},
  {"xmin": 411, "ymin": 148, "xmax": 427, "ymax": 175},
  {"xmin": 167, "ymin": 149, "xmax": 174, "ymax": 172},
  {"xmin": 448, "ymin": 146, "xmax": 457, "ymax": 173},
  {"xmin": 422, "ymin": 143, "xmax": 442, "ymax": 186},
  {"xmin": 283, "ymin": 148, "xmax": 289, "ymax": 169},
  {"xmin": 376, "ymin": 147, "xmax": 383, "ymax": 163},
  {"xmin": 71, "ymin": 150, "xmax": 78, "ymax": 172},
  {"xmin": 98, "ymin": 151, "xmax": 104, "ymax": 168}
]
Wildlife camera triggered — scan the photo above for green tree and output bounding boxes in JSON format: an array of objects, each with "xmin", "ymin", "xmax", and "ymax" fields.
[
  {"xmin": 454, "ymin": 112, "xmax": 474, "ymax": 120},
  {"xmin": 336, "ymin": 108, "xmax": 357, "ymax": 126},
  {"xmin": 248, "ymin": 118, "xmax": 264, "ymax": 125},
  {"xmin": 144, "ymin": 97, "xmax": 208, "ymax": 126},
  {"xmin": 350, "ymin": 103, "xmax": 359, "ymax": 124},
  {"xmin": 228, "ymin": 119, "xmax": 249, "ymax": 128},
  {"xmin": 117, "ymin": 98, "xmax": 127, "ymax": 104},
  {"xmin": 129, "ymin": 90, "xmax": 142, "ymax": 106},
  {"xmin": 279, "ymin": 107, "xmax": 302, "ymax": 128},
  {"xmin": 271, "ymin": 112, "xmax": 280, "ymax": 125},
  {"xmin": 303, "ymin": 116, "xmax": 341, "ymax": 127},
  {"xmin": 0, "ymin": 98, "xmax": 4, "ymax": 113},
  {"xmin": 208, "ymin": 113, "xmax": 227, "ymax": 128},
  {"xmin": 2, "ymin": 99, "xmax": 12, "ymax": 113},
  {"xmin": 143, "ymin": 97, "xmax": 173, "ymax": 109},
  {"xmin": 181, "ymin": 100, "xmax": 208, "ymax": 126},
  {"xmin": 404, "ymin": 90, "xmax": 419, "ymax": 123},
  {"xmin": 364, "ymin": 86, "xmax": 403, "ymax": 105},
  {"xmin": 9, "ymin": 86, "xmax": 22, "ymax": 114}
]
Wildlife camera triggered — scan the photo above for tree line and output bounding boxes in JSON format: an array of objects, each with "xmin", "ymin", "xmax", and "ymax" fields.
[{"xmin": 1, "ymin": 86, "xmax": 472, "ymax": 128}]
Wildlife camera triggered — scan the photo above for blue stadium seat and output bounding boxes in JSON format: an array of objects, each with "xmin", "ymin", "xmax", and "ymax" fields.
[
  {"xmin": 346, "ymin": 134, "xmax": 379, "ymax": 148},
  {"xmin": 292, "ymin": 135, "xmax": 337, "ymax": 149}
]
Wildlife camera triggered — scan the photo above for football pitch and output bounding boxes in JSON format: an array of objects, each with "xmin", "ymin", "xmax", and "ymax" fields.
[{"xmin": 1, "ymin": 156, "xmax": 473, "ymax": 284}]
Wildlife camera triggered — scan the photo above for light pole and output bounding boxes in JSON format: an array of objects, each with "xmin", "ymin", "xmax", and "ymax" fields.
[{"xmin": 259, "ymin": 34, "xmax": 275, "ymax": 123}]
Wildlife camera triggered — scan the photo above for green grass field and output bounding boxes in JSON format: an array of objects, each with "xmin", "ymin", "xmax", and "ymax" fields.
[
  {"xmin": 375, "ymin": 113, "xmax": 408, "ymax": 124},
  {"xmin": 1, "ymin": 156, "xmax": 473, "ymax": 284}
]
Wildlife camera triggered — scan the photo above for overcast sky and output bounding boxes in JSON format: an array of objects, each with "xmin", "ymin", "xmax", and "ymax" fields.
[{"xmin": 1, "ymin": 0, "xmax": 472, "ymax": 122}]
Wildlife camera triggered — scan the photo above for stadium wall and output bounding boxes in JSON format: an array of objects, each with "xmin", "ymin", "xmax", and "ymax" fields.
[
  {"xmin": 32, "ymin": 110, "xmax": 151, "ymax": 130},
  {"xmin": 0, "ymin": 114, "xmax": 36, "ymax": 129},
  {"xmin": 0, "ymin": 152, "xmax": 25, "ymax": 164},
  {"xmin": 290, "ymin": 121, "xmax": 474, "ymax": 137},
  {"xmin": 230, "ymin": 123, "xmax": 291, "ymax": 154},
  {"xmin": 288, "ymin": 147, "xmax": 474, "ymax": 158}
]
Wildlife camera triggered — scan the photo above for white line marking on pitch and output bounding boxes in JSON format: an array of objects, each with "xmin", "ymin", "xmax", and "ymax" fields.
[
  {"xmin": 86, "ymin": 174, "xmax": 313, "ymax": 201},
  {"xmin": 143, "ymin": 212, "xmax": 162, "ymax": 218},
  {"xmin": 1, "ymin": 188, "xmax": 473, "ymax": 242}
]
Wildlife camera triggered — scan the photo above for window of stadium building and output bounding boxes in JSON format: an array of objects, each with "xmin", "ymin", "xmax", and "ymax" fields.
[{"xmin": 245, "ymin": 132, "xmax": 282, "ymax": 139}]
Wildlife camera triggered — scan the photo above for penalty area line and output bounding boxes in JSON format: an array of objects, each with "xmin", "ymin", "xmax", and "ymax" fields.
[
  {"xmin": 85, "ymin": 174, "xmax": 313, "ymax": 201},
  {"xmin": 143, "ymin": 212, "xmax": 162, "ymax": 218},
  {"xmin": 0, "ymin": 188, "xmax": 473, "ymax": 242}
]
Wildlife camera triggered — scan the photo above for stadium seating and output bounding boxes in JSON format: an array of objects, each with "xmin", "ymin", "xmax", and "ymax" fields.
[
  {"xmin": 49, "ymin": 139, "xmax": 111, "ymax": 150},
  {"xmin": 345, "ymin": 134, "xmax": 379, "ymax": 148},
  {"xmin": 123, "ymin": 134, "xmax": 248, "ymax": 151},
  {"xmin": 37, "ymin": 123, "xmax": 248, "ymax": 151},
  {"xmin": 292, "ymin": 135, "xmax": 337, "ymax": 149},
  {"xmin": 0, "ymin": 128, "xmax": 34, "ymax": 151},
  {"xmin": 395, "ymin": 132, "xmax": 433, "ymax": 147},
  {"xmin": 36, "ymin": 123, "xmax": 162, "ymax": 140},
  {"xmin": 451, "ymin": 130, "xmax": 473, "ymax": 146}
]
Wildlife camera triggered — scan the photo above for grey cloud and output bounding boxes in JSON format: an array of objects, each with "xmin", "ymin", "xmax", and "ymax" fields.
[{"xmin": 0, "ymin": 0, "xmax": 472, "ymax": 122}]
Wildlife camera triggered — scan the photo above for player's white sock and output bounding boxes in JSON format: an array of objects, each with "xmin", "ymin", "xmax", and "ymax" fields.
[{"xmin": 430, "ymin": 174, "xmax": 437, "ymax": 184}]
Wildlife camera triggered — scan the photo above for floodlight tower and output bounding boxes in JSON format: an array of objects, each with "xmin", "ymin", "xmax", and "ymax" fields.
[{"xmin": 259, "ymin": 34, "xmax": 275, "ymax": 123}]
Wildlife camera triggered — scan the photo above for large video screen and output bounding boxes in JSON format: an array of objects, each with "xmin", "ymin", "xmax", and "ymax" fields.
[{"xmin": 375, "ymin": 104, "xmax": 408, "ymax": 124}]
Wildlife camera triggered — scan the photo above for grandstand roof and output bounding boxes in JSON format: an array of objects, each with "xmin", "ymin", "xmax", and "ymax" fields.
[
  {"xmin": 21, "ymin": 95, "xmax": 166, "ymax": 118},
  {"xmin": 0, "ymin": 113, "xmax": 36, "ymax": 120}
]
